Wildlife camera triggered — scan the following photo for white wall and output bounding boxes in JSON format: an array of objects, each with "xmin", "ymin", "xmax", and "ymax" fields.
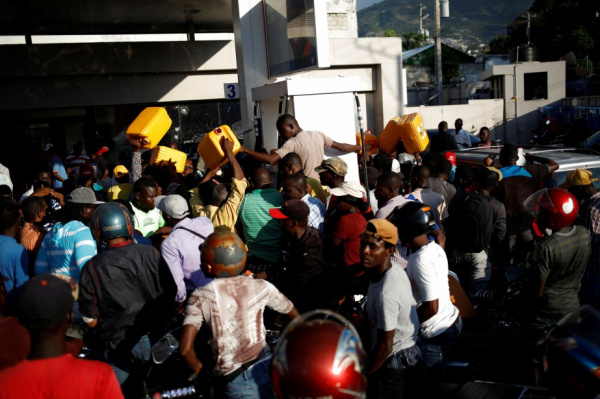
[
  {"xmin": 405, "ymin": 99, "xmax": 505, "ymax": 141},
  {"xmin": 327, "ymin": 0, "xmax": 358, "ymax": 39}
]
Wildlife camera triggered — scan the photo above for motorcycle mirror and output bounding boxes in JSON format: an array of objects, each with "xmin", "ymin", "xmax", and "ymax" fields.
[{"xmin": 152, "ymin": 333, "xmax": 179, "ymax": 364}]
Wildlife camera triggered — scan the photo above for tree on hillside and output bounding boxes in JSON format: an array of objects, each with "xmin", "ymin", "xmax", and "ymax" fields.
[
  {"xmin": 402, "ymin": 31, "xmax": 429, "ymax": 50},
  {"xmin": 490, "ymin": 0, "xmax": 600, "ymax": 74}
]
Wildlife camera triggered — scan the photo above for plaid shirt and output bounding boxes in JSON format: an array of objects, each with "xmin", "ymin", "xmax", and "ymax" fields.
[
  {"xmin": 301, "ymin": 194, "xmax": 325, "ymax": 232},
  {"xmin": 584, "ymin": 191, "xmax": 600, "ymax": 274}
]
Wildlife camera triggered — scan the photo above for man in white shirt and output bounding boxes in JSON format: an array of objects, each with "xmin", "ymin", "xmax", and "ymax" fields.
[
  {"xmin": 389, "ymin": 202, "xmax": 461, "ymax": 381},
  {"xmin": 450, "ymin": 118, "xmax": 472, "ymax": 150}
]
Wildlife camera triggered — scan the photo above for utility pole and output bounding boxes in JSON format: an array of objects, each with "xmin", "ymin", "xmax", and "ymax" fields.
[
  {"xmin": 419, "ymin": 4, "xmax": 429, "ymax": 33},
  {"xmin": 434, "ymin": 0, "xmax": 442, "ymax": 105},
  {"xmin": 526, "ymin": 12, "xmax": 531, "ymax": 44}
]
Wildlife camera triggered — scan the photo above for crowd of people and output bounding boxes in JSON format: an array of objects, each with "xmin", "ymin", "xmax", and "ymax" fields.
[{"xmin": 0, "ymin": 113, "xmax": 598, "ymax": 398}]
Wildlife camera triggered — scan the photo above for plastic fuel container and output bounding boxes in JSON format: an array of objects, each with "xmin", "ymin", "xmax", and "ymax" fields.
[
  {"xmin": 150, "ymin": 146, "xmax": 188, "ymax": 173},
  {"xmin": 126, "ymin": 107, "xmax": 172, "ymax": 150},
  {"xmin": 197, "ymin": 125, "xmax": 241, "ymax": 170},
  {"xmin": 379, "ymin": 113, "xmax": 429, "ymax": 155}
]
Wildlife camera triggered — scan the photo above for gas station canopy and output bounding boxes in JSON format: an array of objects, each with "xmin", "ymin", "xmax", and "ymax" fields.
[{"xmin": 0, "ymin": 0, "xmax": 234, "ymax": 36}]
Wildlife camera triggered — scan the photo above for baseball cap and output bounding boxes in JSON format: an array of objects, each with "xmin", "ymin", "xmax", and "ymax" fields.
[
  {"xmin": 269, "ymin": 199, "xmax": 309, "ymax": 223},
  {"xmin": 444, "ymin": 151, "xmax": 456, "ymax": 167},
  {"xmin": 17, "ymin": 275, "xmax": 74, "ymax": 330},
  {"xmin": 314, "ymin": 157, "xmax": 348, "ymax": 176},
  {"xmin": 67, "ymin": 187, "xmax": 104, "ymax": 205},
  {"xmin": 113, "ymin": 165, "xmax": 129, "ymax": 178},
  {"xmin": 560, "ymin": 169, "xmax": 597, "ymax": 189},
  {"xmin": 155, "ymin": 194, "xmax": 190, "ymax": 219},
  {"xmin": 330, "ymin": 181, "xmax": 366, "ymax": 199},
  {"xmin": 362, "ymin": 219, "xmax": 398, "ymax": 246},
  {"xmin": 96, "ymin": 146, "xmax": 109, "ymax": 155}
]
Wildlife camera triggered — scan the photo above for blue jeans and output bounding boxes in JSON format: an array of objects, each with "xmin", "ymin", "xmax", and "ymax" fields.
[
  {"xmin": 223, "ymin": 354, "xmax": 276, "ymax": 399},
  {"xmin": 106, "ymin": 335, "xmax": 152, "ymax": 385},
  {"xmin": 421, "ymin": 317, "xmax": 462, "ymax": 380}
]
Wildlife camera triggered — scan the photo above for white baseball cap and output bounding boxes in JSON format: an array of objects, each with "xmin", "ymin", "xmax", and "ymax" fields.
[{"xmin": 154, "ymin": 195, "xmax": 190, "ymax": 219}]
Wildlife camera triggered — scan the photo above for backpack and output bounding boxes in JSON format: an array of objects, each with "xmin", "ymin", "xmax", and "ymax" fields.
[{"xmin": 448, "ymin": 192, "xmax": 494, "ymax": 253}]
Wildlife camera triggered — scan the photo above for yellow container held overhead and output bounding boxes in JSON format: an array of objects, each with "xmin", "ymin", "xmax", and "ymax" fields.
[
  {"xmin": 379, "ymin": 113, "xmax": 429, "ymax": 155},
  {"xmin": 398, "ymin": 113, "xmax": 429, "ymax": 154},
  {"xmin": 378, "ymin": 115, "xmax": 409, "ymax": 155},
  {"xmin": 356, "ymin": 131, "xmax": 379, "ymax": 155},
  {"xmin": 126, "ymin": 107, "xmax": 172, "ymax": 150},
  {"xmin": 197, "ymin": 125, "xmax": 241, "ymax": 170},
  {"xmin": 150, "ymin": 146, "xmax": 187, "ymax": 173}
]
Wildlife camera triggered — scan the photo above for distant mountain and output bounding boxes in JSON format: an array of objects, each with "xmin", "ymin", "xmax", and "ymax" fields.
[
  {"xmin": 357, "ymin": 0, "xmax": 384, "ymax": 11},
  {"xmin": 358, "ymin": 0, "xmax": 534, "ymax": 52}
]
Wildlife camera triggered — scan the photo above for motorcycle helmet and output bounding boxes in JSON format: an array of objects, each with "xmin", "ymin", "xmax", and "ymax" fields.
[
  {"xmin": 201, "ymin": 228, "xmax": 247, "ymax": 277},
  {"xmin": 524, "ymin": 188, "xmax": 578, "ymax": 231},
  {"xmin": 387, "ymin": 201, "xmax": 435, "ymax": 243},
  {"xmin": 90, "ymin": 202, "xmax": 134, "ymax": 242},
  {"xmin": 272, "ymin": 310, "xmax": 367, "ymax": 399},
  {"xmin": 77, "ymin": 164, "xmax": 96, "ymax": 179}
]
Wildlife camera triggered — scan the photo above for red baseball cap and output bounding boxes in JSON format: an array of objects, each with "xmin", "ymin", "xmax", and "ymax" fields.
[
  {"xmin": 444, "ymin": 151, "xmax": 456, "ymax": 166},
  {"xmin": 269, "ymin": 200, "xmax": 309, "ymax": 223}
]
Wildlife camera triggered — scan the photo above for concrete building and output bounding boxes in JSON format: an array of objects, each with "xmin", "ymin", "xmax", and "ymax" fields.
[
  {"xmin": 482, "ymin": 60, "xmax": 566, "ymax": 144},
  {"xmin": 0, "ymin": 0, "xmax": 404, "ymax": 191}
]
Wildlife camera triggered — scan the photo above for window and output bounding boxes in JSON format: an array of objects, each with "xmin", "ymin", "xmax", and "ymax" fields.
[{"xmin": 524, "ymin": 72, "xmax": 548, "ymax": 101}]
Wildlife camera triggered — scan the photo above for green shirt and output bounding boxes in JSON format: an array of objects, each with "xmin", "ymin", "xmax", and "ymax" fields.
[
  {"xmin": 238, "ymin": 188, "xmax": 284, "ymax": 263},
  {"xmin": 131, "ymin": 202, "xmax": 166, "ymax": 237}
]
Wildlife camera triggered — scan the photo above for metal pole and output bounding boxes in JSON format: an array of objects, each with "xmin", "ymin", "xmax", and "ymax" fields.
[
  {"xmin": 353, "ymin": 92, "xmax": 370, "ymax": 207},
  {"xmin": 434, "ymin": 0, "xmax": 443, "ymax": 105}
]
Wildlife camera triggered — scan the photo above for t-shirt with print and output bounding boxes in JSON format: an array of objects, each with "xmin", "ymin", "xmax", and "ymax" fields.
[
  {"xmin": 333, "ymin": 212, "xmax": 367, "ymax": 266},
  {"xmin": 367, "ymin": 262, "xmax": 419, "ymax": 354},
  {"xmin": 130, "ymin": 202, "xmax": 165, "ymax": 237},
  {"xmin": 406, "ymin": 241, "xmax": 459, "ymax": 338},
  {"xmin": 184, "ymin": 276, "xmax": 294, "ymax": 376}
]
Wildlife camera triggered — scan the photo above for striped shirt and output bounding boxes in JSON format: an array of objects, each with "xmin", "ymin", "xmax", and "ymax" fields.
[
  {"xmin": 238, "ymin": 188, "xmax": 284, "ymax": 263},
  {"xmin": 34, "ymin": 221, "xmax": 97, "ymax": 282}
]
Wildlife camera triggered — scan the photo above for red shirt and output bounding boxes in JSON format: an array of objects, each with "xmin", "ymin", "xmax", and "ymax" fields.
[
  {"xmin": 0, "ymin": 354, "xmax": 123, "ymax": 398},
  {"xmin": 333, "ymin": 212, "xmax": 367, "ymax": 266},
  {"xmin": 0, "ymin": 317, "xmax": 30, "ymax": 371}
]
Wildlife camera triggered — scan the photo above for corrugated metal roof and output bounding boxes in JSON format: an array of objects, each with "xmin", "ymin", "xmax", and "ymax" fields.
[{"xmin": 402, "ymin": 44, "xmax": 435, "ymax": 61}]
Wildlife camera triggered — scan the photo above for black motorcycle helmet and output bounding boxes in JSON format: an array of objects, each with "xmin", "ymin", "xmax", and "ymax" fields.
[
  {"xmin": 90, "ymin": 202, "xmax": 134, "ymax": 243},
  {"xmin": 387, "ymin": 201, "xmax": 435, "ymax": 243}
]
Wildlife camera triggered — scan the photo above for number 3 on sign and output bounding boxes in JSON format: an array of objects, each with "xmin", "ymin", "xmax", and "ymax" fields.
[{"xmin": 224, "ymin": 83, "xmax": 239, "ymax": 99}]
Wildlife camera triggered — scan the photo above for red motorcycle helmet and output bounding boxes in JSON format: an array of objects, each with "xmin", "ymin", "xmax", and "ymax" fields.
[
  {"xmin": 524, "ymin": 188, "xmax": 579, "ymax": 231},
  {"xmin": 77, "ymin": 164, "xmax": 96, "ymax": 179},
  {"xmin": 272, "ymin": 310, "xmax": 367, "ymax": 399}
]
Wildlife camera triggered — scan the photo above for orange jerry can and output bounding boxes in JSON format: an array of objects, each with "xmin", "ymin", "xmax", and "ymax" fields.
[
  {"xmin": 378, "ymin": 115, "xmax": 409, "ymax": 155},
  {"xmin": 150, "ymin": 146, "xmax": 187, "ymax": 173},
  {"xmin": 197, "ymin": 125, "xmax": 241, "ymax": 170},
  {"xmin": 126, "ymin": 107, "xmax": 172, "ymax": 150},
  {"xmin": 379, "ymin": 113, "xmax": 429, "ymax": 155},
  {"xmin": 356, "ymin": 131, "xmax": 379, "ymax": 155}
]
